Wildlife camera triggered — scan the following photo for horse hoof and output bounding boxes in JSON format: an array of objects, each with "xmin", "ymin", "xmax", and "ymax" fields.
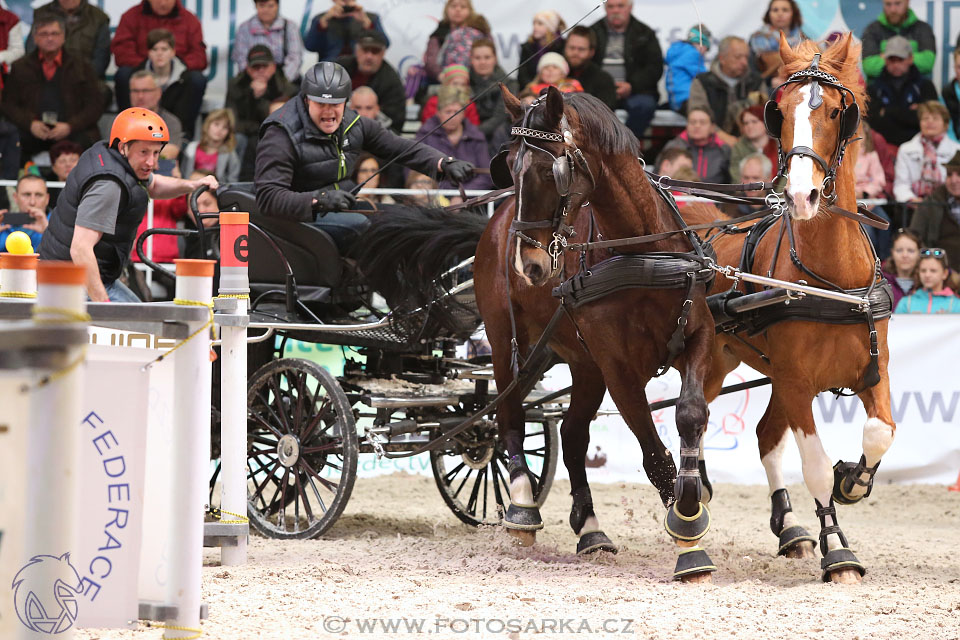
[
  {"xmin": 680, "ymin": 571, "xmax": 713, "ymax": 584},
  {"xmin": 782, "ymin": 540, "xmax": 817, "ymax": 559},
  {"xmin": 504, "ymin": 503, "xmax": 544, "ymax": 530},
  {"xmin": 507, "ymin": 529, "xmax": 537, "ymax": 547},
  {"xmin": 828, "ymin": 568, "xmax": 863, "ymax": 584},
  {"xmin": 673, "ymin": 545, "xmax": 717, "ymax": 581},
  {"xmin": 576, "ymin": 530, "xmax": 618, "ymax": 555}
]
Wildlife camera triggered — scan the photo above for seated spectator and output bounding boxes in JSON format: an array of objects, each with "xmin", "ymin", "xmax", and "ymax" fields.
[
  {"xmin": 524, "ymin": 53, "xmax": 583, "ymax": 96},
  {"xmin": 304, "ymin": 0, "xmax": 388, "ymax": 64},
  {"xmin": 665, "ymin": 25, "xmax": 710, "ymax": 114},
  {"xmin": 855, "ymin": 122, "xmax": 891, "ymax": 258},
  {"xmin": 894, "ymin": 248, "xmax": 960, "ymax": 313},
  {"xmin": 352, "ymin": 152, "xmax": 395, "ymax": 206},
  {"xmin": 181, "ymin": 109, "xmax": 241, "ymax": 184},
  {"xmin": 402, "ymin": 170, "xmax": 449, "ymax": 207},
  {"xmin": 909, "ymin": 150, "xmax": 960, "ymax": 272},
  {"xmin": 749, "ymin": 0, "xmax": 807, "ymax": 78},
  {"xmin": 729, "ymin": 105, "xmax": 777, "ymax": 183},
  {"xmin": 0, "ymin": 1, "xmax": 24, "ymax": 80},
  {"xmin": 136, "ymin": 29, "xmax": 197, "ymax": 141},
  {"xmin": 590, "ymin": 0, "xmax": 662, "ymax": 139},
  {"xmin": 421, "ymin": 65, "xmax": 480, "ymax": 125},
  {"xmin": 337, "ymin": 29, "xmax": 405, "ymax": 134},
  {"xmin": 659, "ymin": 107, "xmax": 730, "ymax": 184},
  {"xmin": 518, "ymin": 10, "xmax": 566, "ymax": 90},
  {"xmin": 129, "ymin": 70, "xmax": 184, "ymax": 160},
  {"xmin": 28, "ymin": 0, "xmax": 109, "ymax": 79},
  {"xmin": 469, "ymin": 38, "xmax": 517, "ymax": 152},
  {"xmin": 862, "ymin": 0, "xmax": 935, "ymax": 80},
  {"xmin": 0, "ymin": 174, "xmax": 50, "ymax": 252},
  {"xmin": 688, "ymin": 36, "xmax": 764, "ymax": 147},
  {"xmin": 866, "ymin": 35, "xmax": 937, "ymax": 146},
  {"xmin": 348, "ymin": 87, "xmax": 408, "ymax": 189},
  {"xmin": 0, "ymin": 15, "xmax": 103, "ymax": 164},
  {"xmin": 111, "ymin": 0, "xmax": 207, "ymax": 137},
  {"xmin": 893, "ymin": 101, "xmax": 959, "ymax": 204},
  {"xmin": 724, "ymin": 152, "xmax": 772, "ymax": 216},
  {"xmin": 45, "ymin": 139, "xmax": 82, "ymax": 208},
  {"xmin": 415, "ymin": 85, "xmax": 492, "ymax": 192},
  {"xmin": 439, "ymin": 13, "xmax": 490, "ymax": 71},
  {"xmin": 233, "ymin": 0, "xmax": 303, "ymax": 82},
  {"xmin": 226, "ymin": 43, "xmax": 298, "ymax": 180},
  {"xmin": 942, "ymin": 49, "xmax": 960, "ymax": 139},
  {"xmin": 881, "ymin": 227, "xmax": 921, "ymax": 307},
  {"xmin": 655, "ymin": 146, "xmax": 692, "ymax": 176},
  {"xmin": 422, "ymin": 0, "xmax": 477, "ymax": 84},
  {"xmin": 565, "ymin": 26, "xmax": 617, "ymax": 110}
]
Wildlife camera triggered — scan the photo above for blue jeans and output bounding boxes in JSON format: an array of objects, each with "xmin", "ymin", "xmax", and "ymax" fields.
[
  {"xmin": 621, "ymin": 93, "xmax": 658, "ymax": 139},
  {"xmin": 310, "ymin": 211, "xmax": 370, "ymax": 254},
  {"xmin": 102, "ymin": 279, "xmax": 141, "ymax": 303}
]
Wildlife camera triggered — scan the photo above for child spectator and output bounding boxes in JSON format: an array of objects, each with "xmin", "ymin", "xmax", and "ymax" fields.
[
  {"xmin": 524, "ymin": 52, "xmax": 583, "ymax": 96},
  {"xmin": 352, "ymin": 152, "xmax": 394, "ymax": 206},
  {"xmin": 181, "ymin": 109, "xmax": 241, "ymax": 184},
  {"xmin": 881, "ymin": 228, "xmax": 922, "ymax": 307},
  {"xmin": 415, "ymin": 85, "xmax": 492, "ymax": 192},
  {"xmin": 420, "ymin": 65, "xmax": 480, "ymax": 125},
  {"xmin": 659, "ymin": 107, "xmax": 731, "ymax": 184},
  {"xmin": 439, "ymin": 13, "xmax": 490, "ymax": 71},
  {"xmin": 422, "ymin": 0, "xmax": 477, "ymax": 83},
  {"xmin": 665, "ymin": 25, "xmax": 710, "ymax": 113},
  {"xmin": 895, "ymin": 248, "xmax": 960, "ymax": 313},
  {"xmin": 518, "ymin": 10, "xmax": 566, "ymax": 90}
]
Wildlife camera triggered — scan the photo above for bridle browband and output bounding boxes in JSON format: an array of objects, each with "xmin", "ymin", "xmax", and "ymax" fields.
[
  {"xmin": 508, "ymin": 96, "xmax": 597, "ymax": 275},
  {"xmin": 764, "ymin": 53, "xmax": 861, "ymax": 203}
]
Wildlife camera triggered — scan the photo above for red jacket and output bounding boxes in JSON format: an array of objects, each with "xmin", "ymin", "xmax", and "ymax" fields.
[
  {"xmin": 111, "ymin": 0, "xmax": 207, "ymax": 70},
  {"xmin": 131, "ymin": 196, "xmax": 187, "ymax": 263}
]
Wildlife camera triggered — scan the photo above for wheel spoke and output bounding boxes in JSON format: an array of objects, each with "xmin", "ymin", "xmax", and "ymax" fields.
[
  {"xmin": 268, "ymin": 375, "xmax": 293, "ymax": 434},
  {"xmin": 465, "ymin": 466, "xmax": 485, "ymax": 515},
  {"xmin": 248, "ymin": 407, "xmax": 284, "ymax": 439},
  {"xmin": 492, "ymin": 457, "xmax": 511, "ymax": 503},
  {"xmin": 301, "ymin": 442, "xmax": 342, "ymax": 455},
  {"xmin": 301, "ymin": 457, "xmax": 340, "ymax": 494},
  {"xmin": 295, "ymin": 468, "xmax": 315, "ymax": 523},
  {"xmin": 452, "ymin": 467, "xmax": 473, "ymax": 499},
  {"xmin": 251, "ymin": 459, "xmax": 282, "ymax": 509},
  {"xmin": 443, "ymin": 461, "xmax": 467, "ymax": 485}
]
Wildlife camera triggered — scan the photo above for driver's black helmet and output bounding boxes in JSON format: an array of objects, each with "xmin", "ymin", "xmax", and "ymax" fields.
[{"xmin": 302, "ymin": 62, "xmax": 352, "ymax": 104}]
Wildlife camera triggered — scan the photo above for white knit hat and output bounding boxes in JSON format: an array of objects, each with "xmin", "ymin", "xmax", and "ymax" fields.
[
  {"xmin": 533, "ymin": 10, "xmax": 562, "ymax": 36},
  {"xmin": 537, "ymin": 52, "xmax": 569, "ymax": 77}
]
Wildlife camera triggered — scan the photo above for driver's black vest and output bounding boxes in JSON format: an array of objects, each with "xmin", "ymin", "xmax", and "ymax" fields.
[
  {"xmin": 39, "ymin": 141, "xmax": 150, "ymax": 285},
  {"xmin": 260, "ymin": 96, "xmax": 362, "ymax": 193}
]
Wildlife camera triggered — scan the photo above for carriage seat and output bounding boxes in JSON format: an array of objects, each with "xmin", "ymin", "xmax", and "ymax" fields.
[{"xmin": 216, "ymin": 183, "xmax": 343, "ymax": 293}]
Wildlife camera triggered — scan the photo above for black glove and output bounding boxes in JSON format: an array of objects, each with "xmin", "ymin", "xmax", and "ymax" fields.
[
  {"xmin": 441, "ymin": 157, "xmax": 475, "ymax": 185},
  {"xmin": 312, "ymin": 190, "xmax": 356, "ymax": 217}
]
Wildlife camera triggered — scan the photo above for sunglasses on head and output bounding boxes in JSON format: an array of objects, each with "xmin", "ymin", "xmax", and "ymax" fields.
[{"xmin": 921, "ymin": 248, "xmax": 946, "ymax": 258}]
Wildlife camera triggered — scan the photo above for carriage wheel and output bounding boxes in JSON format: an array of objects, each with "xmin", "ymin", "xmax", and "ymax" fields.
[
  {"xmin": 246, "ymin": 358, "xmax": 358, "ymax": 539},
  {"xmin": 430, "ymin": 415, "xmax": 559, "ymax": 527}
]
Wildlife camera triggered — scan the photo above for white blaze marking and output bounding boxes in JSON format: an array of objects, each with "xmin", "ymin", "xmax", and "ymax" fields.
[
  {"xmin": 787, "ymin": 85, "xmax": 817, "ymax": 217},
  {"xmin": 513, "ymin": 151, "xmax": 533, "ymax": 285}
]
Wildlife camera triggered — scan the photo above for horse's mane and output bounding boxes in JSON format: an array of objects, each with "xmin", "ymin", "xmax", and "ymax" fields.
[
  {"xmin": 564, "ymin": 93, "xmax": 643, "ymax": 157},
  {"xmin": 781, "ymin": 34, "xmax": 866, "ymax": 111}
]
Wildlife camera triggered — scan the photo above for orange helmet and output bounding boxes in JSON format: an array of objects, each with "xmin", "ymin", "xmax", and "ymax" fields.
[{"xmin": 109, "ymin": 108, "xmax": 169, "ymax": 148}]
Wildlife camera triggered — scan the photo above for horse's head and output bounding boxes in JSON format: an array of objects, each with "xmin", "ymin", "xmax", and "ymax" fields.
[
  {"xmin": 766, "ymin": 32, "xmax": 863, "ymax": 220},
  {"xmin": 499, "ymin": 85, "xmax": 598, "ymax": 286}
]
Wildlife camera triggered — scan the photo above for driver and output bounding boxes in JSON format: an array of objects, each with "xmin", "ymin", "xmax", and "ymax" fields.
[
  {"xmin": 39, "ymin": 108, "xmax": 219, "ymax": 302},
  {"xmin": 255, "ymin": 61, "xmax": 475, "ymax": 250}
]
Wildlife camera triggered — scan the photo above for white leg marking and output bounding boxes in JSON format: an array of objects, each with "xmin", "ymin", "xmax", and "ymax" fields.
[
  {"xmin": 578, "ymin": 514, "xmax": 600, "ymax": 536},
  {"xmin": 787, "ymin": 85, "xmax": 818, "ymax": 220},
  {"xmin": 793, "ymin": 429, "xmax": 843, "ymax": 551},
  {"xmin": 763, "ymin": 430, "xmax": 799, "ymax": 531},
  {"xmin": 510, "ymin": 474, "xmax": 534, "ymax": 506},
  {"xmin": 862, "ymin": 417, "xmax": 894, "ymax": 467}
]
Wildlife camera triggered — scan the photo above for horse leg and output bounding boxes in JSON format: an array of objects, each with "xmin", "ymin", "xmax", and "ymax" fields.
[
  {"xmin": 561, "ymin": 363, "xmax": 618, "ymax": 555},
  {"xmin": 782, "ymin": 392, "xmax": 865, "ymax": 583},
  {"xmin": 834, "ymin": 366, "xmax": 896, "ymax": 505},
  {"xmin": 756, "ymin": 398, "xmax": 817, "ymax": 559},
  {"xmin": 698, "ymin": 340, "xmax": 745, "ymax": 504}
]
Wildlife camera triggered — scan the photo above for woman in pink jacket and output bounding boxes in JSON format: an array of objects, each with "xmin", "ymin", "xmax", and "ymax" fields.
[{"xmin": 856, "ymin": 122, "xmax": 891, "ymax": 259}]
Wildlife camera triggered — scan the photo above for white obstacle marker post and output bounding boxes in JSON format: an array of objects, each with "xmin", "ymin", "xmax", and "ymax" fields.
[
  {"xmin": 21, "ymin": 262, "xmax": 88, "ymax": 639},
  {"xmin": 166, "ymin": 259, "xmax": 215, "ymax": 639},
  {"xmin": 215, "ymin": 211, "xmax": 250, "ymax": 566},
  {"xmin": 0, "ymin": 252, "xmax": 38, "ymax": 299}
]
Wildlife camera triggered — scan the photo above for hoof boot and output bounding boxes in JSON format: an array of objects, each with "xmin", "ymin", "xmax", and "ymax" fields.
[
  {"xmin": 673, "ymin": 546, "xmax": 717, "ymax": 580},
  {"xmin": 664, "ymin": 502, "xmax": 710, "ymax": 542},
  {"xmin": 576, "ymin": 531, "xmax": 618, "ymax": 555},
  {"xmin": 777, "ymin": 525, "xmax": 817, "ymax": 556},
  {"xmin": 820, "ymin": 547, "xmax": 866, "ymax": 582},
  {"xmin": 504, "ymin": 503, "xmax": 543, "ymax": 531}
]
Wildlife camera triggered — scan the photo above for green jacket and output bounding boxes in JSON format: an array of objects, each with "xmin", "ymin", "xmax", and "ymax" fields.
[{"xmin": 861, "ymin": 9, "xmax": 935, "ymax": 79}]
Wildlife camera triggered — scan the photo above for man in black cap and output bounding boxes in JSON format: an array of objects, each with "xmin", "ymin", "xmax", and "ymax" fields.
[
  {"xmin": 335, "ymin": 29, "xmax": 404, "ymax": 133},
  {"xmin": 255, "ymin": 61, "xmax": 474, "ymax": 251}
]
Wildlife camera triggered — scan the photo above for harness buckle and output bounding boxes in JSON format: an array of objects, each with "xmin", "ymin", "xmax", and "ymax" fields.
[
  {"xmin": 868, "ymin": 329, "xmax": 879, "ymax": 357},
  {"xmin": 548, "ymin": 233, "xmax": 567, "ymax": 272}
]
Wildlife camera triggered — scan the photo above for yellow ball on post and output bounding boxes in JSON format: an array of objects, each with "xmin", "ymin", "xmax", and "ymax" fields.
[{"xmin": 4, "ymin": 230, "xmax": 33, "ymax": 255}]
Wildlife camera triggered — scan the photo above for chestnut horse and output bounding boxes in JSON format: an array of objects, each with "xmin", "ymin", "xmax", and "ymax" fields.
[{"xmin": 683, "ymin": 34, "xmax": 894, "ymax": 583}]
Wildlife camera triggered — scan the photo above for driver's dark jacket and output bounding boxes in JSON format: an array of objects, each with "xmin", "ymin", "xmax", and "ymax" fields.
[{"xmin": 255, "ymin": 96, "xmax": 446, "ymax": 222}]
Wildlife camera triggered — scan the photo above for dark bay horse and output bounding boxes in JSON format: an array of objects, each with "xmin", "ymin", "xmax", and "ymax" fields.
[
  {"xmin": 363, "ymin": 87, "xmax": 721, "ymax": 581},
  {"xmin": 682, "ymin": 33, "xmax": 894, "ymax": 584}
]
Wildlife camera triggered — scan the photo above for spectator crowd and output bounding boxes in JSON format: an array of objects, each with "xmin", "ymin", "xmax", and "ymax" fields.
[{"xmin": 0, "ymin": 0, "xmax": 958, "ymax": 311}]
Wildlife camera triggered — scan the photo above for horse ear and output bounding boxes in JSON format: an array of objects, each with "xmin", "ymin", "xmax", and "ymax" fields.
[
  {"xmin": 544, "ymin": 85, "xmax": 564, "ymax": 128},
  {"xmin": 501, "ymin": 83, "xmax": 524, "ymax": 122},
  {"xmin": 778, "ymin": 31, "xmax": 798, "ymax": 67}
]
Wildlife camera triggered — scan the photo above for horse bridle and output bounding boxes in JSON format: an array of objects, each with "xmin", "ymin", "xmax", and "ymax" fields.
[
  {"xmin": 764, "ymin": 53, "xmax": 860, "ymax": 203},
  {"xmin": 508, "ymin": 97, "xmax": 597, "ymax": 273}
]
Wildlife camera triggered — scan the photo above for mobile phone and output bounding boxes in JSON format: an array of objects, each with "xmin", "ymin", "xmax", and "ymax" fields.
[
  {"xmin": 3, "ymin": 212, "xmax": 34, "ymax": 226},
  {"xmin": 42, "ymin": 111, "xmax": 57, "ymax": 126}
]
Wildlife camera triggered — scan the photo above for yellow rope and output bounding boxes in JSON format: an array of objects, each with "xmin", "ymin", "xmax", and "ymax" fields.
[
  {"xmin": 19, "ymin": 306, "xmax": 91, "ymax": 393},
  {"xmin": 214, "ymin": 293, "xmax": 249, "ymax": 300},
  {"xmin": 144, "ymin": 621, "xmax": 203, "ymax": 640},
  {"xmin": 209, "ymin": 507, "xmax": 249, "ymax": 524},
  {"xmin": 0, "ymin": 291, "xmax": 37, "ymax": 299},
  {"xmin": 141, "ymin": 298, "xmax": 214, "ymax": 371}
]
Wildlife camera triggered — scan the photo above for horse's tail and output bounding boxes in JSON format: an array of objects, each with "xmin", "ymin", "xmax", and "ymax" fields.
[{"xmin": 358, "ymin": 204, "xmax": 488, "ymax": 309}]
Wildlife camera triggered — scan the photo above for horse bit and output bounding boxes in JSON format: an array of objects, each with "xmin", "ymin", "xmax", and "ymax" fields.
[
  {"xmin": 508, "ymin": 97, "xmax": 597, "ymax": 273},
  {"xmin": 763, "ymin": 53, "xmax": 861, "ymax": 204}
]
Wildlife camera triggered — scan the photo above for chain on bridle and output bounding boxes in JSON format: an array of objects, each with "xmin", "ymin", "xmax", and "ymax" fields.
[
  {"xmin": 763, "ymin": 53, "xmax": 861, "ymax": 203},
  {"xmin": 507, "ymin": 96, "xmax": 597, "ymax": 275}
]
